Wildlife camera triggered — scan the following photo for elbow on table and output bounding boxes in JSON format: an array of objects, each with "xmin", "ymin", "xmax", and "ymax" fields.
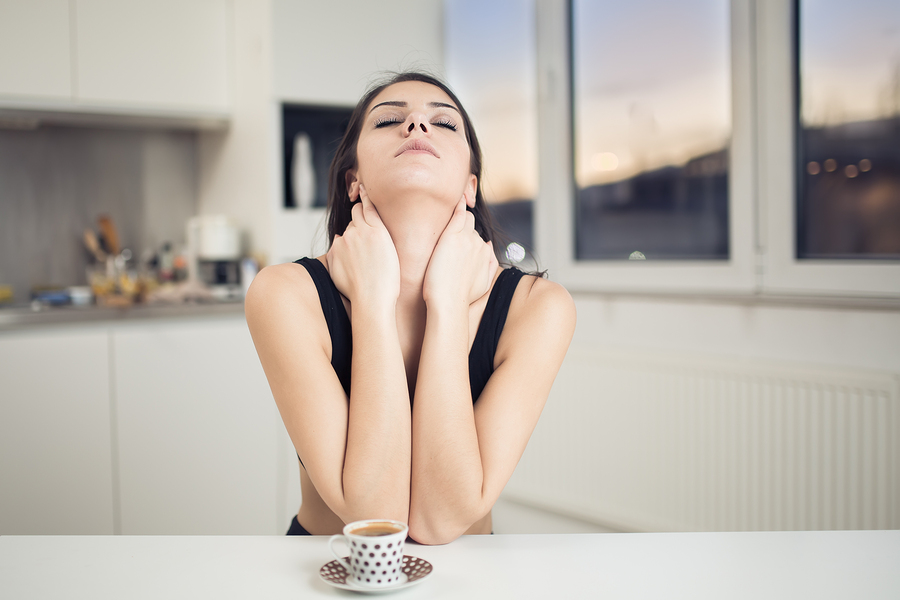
[
  {"xmin": 407, "ymin": 520, "xmax": 465, "ymax": 546},
  {"xmin": 407, "ymin": 505, "xmax": 484, "ymax": 546}
]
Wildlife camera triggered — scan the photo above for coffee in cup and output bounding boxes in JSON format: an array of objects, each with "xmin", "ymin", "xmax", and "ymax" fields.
[
  {"xmin": 329, "ymin": 519, "xmax": 409, "ymax": 588},
  {"xmin": 348, "ymin": 522, "xmax": 404, "ymax": 537}
]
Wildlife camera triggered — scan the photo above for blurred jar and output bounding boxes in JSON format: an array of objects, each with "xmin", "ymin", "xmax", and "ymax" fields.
[{"xmin": 87, "ymin": 265, "xmax": 115, "ymax": 298}]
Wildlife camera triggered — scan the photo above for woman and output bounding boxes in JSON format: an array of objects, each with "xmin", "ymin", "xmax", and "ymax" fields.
[{"xmin": 245, "ymin": 72, "xmax": 575, "ymax": 545}]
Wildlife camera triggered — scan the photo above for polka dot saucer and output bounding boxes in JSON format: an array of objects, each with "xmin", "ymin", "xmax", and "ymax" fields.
[{"xmin": 319, "ymin": 555, "xmax": 433, "ymax": 594}]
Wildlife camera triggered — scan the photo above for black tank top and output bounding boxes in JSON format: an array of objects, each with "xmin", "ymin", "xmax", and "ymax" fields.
[{"xmin": 295, "ymin": 257, "xmax": 525, "ymax": 402}]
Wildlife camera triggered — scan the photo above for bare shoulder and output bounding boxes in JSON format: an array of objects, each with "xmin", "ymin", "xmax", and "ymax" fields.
[
  {"xmin": 244, "ymin": 259, "xmax": 323, "ymax": 331},
  {"xmin": 512, "ymin": 273, "xmax": 576, "ymax": 327},
  {"xmin": 496, "ymin": 273, "xmax": 576, "ymax": 363}
]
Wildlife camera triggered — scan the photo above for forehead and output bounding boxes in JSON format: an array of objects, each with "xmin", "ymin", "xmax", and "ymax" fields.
[{"xmin": 367, "ymin": 80, "xmax": 458, "ymax": 112}]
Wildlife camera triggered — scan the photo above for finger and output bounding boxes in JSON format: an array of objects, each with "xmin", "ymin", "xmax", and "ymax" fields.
[
  {"xmin": 350, "ymin": 199, "xmax": 364, "ymax": 223},
  {"xmin": 447, "ymin": 197, "xmax": 468, "ymax": 232},
  {"xmin": 464, "ymin": 209, "xmax": 476, "ymax": 231},
  {"xmin": 358, "ymin": 185, "xmax": 384, "ymax": 227}
]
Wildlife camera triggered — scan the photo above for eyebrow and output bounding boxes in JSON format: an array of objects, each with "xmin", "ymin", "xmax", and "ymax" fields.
[{"xmin": 368, "ymin": 100, "xmax": 460, "ymax": 115}]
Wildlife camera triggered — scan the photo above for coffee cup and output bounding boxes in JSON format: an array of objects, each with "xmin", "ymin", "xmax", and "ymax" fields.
[{"xmin": 328, "ymin": 519, "xmax": 409, "ymax": 588}]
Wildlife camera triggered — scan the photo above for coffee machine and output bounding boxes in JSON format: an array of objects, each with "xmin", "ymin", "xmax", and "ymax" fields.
[{"xmin": 187, "ymin": 215, "xmax": 243, "ymax": 299}]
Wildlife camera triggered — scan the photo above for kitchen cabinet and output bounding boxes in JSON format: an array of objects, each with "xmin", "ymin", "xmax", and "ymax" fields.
[
  {"xmin": 0, "ymin": 0, "xmax": 231, "ymax": 128},
  {"xmin": 112, "ymin": 316, "xmax": 280, "ymax": 534},
  {"xmin": 0, "ymin": 311, "xmax": 299, "ymax": 535},
  {"xmin": 272, "ymin": 0, "xmax": 444, "ymax": 105},
  {"xmin": 0, "ymin": 327, "xmax": 115, "ymax": 535},
  {"xmin": 75, "ymin": 0, "xmax": 230, "ymax": 114},
  {"xmin": 0, "ymin": 0, "xmax": 71, "ymax": 100}
]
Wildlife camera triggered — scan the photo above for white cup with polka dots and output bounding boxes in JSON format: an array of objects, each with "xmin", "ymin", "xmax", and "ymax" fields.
[{"xmin": 329, "ymin": 519, "xmax": 409, "ymax": 588}]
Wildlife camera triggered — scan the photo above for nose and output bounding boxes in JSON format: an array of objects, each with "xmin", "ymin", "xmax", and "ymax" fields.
[{"xmin": 405, "ymin": 114, "xmax": 428, "ymax": 135}]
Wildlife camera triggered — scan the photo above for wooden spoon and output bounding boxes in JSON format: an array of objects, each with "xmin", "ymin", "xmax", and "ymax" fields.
[{"xmin": 98, "ymin": 215, "xmax": 120, "ymax": 256}]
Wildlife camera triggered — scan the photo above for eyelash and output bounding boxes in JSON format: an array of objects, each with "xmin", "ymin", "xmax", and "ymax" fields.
[
  {"xmin": 373, "ymin": 116, "xmax": 458, "ymax": 132},
  {"xmin": 434, "ymin": 118, "xmax": 458, "ymax": 131},
  {"xmin": 374, "ymin": 117, "xmax": 400, "ymax": 128}
]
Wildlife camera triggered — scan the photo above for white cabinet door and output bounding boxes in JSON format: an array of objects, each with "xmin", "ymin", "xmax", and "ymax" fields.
[
  {"xmin": 74, "ymin": 0, "xmax": 230, "ymax": 112},
  {"xmin": 272, "ymin": 0, "xmax": 444, "ymax": 105},
  {"xmin": 0, "ymin": 327, "xmax": 114, "ymax": 535},
  {"xmin": 0, "ymin": 0, "xmax": 71, "ymax": 99},
  {"xmin": 113, "ymin": 316, "xmax": 279, "ymax": 534}
]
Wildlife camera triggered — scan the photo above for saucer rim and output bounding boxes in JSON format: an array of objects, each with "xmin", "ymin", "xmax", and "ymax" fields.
[{"xmin": 318, "ymin": 554, "xmax": 432, "ymax": 594}]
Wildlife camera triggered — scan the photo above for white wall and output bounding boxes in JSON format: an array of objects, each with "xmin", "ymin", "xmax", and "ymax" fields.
[{"xmin": 571, "ymin": 296, "xmax": 900, "ymax": 373}]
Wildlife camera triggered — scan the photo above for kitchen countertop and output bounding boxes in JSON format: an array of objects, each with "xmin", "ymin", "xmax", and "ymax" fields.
[{"xmin": 0, "ymin": 300, "xmax": 246, "ymax": 332}]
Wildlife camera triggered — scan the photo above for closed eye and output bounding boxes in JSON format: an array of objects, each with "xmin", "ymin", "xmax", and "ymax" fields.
[
  {"xmin": 433, "ymin": 118, "xmax": 458, "ymax": 131},
  {"xmin": 374, "ymin": 116, "xmax": 402, "ymax": 128}
]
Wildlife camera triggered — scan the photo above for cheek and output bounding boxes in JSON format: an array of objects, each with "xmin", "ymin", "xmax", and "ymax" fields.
[
  {"xmin": 353, "ymin": 142, "xmax": 380, "ymax": 181},
  {"xmin": 451, "ymin": 146, "xmax": 473, "ymax": 181}
]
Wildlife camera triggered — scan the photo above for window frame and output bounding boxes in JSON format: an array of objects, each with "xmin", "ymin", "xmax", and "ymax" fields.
[
  {"xmin": 757, "ymin": 0, "xmax": 900, "ymax": 298},
  {"xmin": 536, "ymin": 0, "xmax": 757, "ymax": 295},
  {"xmin": 534, "ymin": 0, "xmax": 900, "ymax": 299}
]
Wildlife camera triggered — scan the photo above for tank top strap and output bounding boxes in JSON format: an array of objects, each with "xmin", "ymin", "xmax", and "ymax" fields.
[
  {"xmin": 295, "ymin": 257, "xmax": 352, "ymax": 396},
  {"xmin": 468, "ymin": 267, "xmax": 526, "ymax": 402}
]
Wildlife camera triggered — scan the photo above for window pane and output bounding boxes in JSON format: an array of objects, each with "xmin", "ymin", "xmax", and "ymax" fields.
[
  {"xmin": 572, "ymin": 0, "xmax": 731, "ymax": 260},
  {"xmin": 797, "ymin": 0, "xmax": 900, "ymax": 259},
  {"xmin": 444, "ymin": 0, "xmax": 537, "ymax": 266}
]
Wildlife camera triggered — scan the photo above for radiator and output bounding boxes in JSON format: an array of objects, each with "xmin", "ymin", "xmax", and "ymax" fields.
[{"xmin": 503, "ymin": 345, "xmax": 900, "ymax": 532}]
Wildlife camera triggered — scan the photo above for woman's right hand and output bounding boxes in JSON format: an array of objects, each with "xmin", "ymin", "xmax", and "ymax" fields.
[
  {"xmin": 423, "ymin": 197, "xmax": 498, "ymax": 310},
  {"xmin": 326, "ymin": 184, "xmax": 401, "ymax": 306}
]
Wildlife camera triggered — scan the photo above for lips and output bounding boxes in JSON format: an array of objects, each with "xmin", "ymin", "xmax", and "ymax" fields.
[{"xmin": 395, "ymin": 138, "xmax": 439, "ymax": 158}]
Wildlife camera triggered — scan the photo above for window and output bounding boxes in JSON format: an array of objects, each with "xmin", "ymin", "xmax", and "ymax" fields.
[
  {"xmin": 572, "ymin": 0, "xmax": 732, "ymax": 261},
  {"xmin": 796, "ymin": 0, "xmax": 900, "ymax": 260},
  {"xmin": 446, "ymin": 1, "xmax": 900, "ymax": 297},
  {"xmin": 758, "ymin": 1, "xmax": 900, "ymax": 297},
  {"xmin": 444, "ymin": 0, "xmax": 538, "ymax": 266}
]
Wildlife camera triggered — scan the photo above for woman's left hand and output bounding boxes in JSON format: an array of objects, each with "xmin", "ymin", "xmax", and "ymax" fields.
[{"xmin": 423, "ymin": 197, "xmax": 498, "ymax": 308}]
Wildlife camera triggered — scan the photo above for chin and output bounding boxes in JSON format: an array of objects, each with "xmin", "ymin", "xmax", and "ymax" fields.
[{"xmin": 371, "ymin": 178, "xmax": 460, "ymax": 208}]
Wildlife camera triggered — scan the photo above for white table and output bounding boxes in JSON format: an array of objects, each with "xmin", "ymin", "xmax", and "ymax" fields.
[{"xmin": 1, "ymin": 531, "xmax": 898, "ymax": 599}]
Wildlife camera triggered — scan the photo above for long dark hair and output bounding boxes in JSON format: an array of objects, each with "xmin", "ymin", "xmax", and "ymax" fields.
[{"xmin": 326, "ymin": 71, "xmax": 505, "ymax": 257}]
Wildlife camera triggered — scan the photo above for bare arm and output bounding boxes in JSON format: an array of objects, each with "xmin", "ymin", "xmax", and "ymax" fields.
[
  {"xmin": 245, "ymin": 191, "xmax": 411, "ymax": 525},
  {"xmin": 408, "ymin": 203, "xmax": 576, "ymax": 544}
]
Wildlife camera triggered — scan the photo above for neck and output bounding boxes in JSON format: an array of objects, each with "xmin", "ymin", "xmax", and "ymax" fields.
[{"xmin": 376, "ymin": 198, "xmax": 453, "ymax": 307}]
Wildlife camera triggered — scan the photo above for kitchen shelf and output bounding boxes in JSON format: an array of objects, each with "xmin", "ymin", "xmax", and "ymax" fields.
[{"xmin": 281, "ymin": 104, "xmax": 354, "ymax": 208}]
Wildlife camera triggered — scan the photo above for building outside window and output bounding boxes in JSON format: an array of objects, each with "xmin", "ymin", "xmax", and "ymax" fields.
[{"xmin": 796, "ymin": 0, "xmax": 900, "ymax": 260}]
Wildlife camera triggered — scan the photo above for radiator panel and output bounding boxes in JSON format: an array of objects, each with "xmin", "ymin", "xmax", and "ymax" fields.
[{"xmin": 504, "ymin": 346, "xmax": 900, "ymax": 532}]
